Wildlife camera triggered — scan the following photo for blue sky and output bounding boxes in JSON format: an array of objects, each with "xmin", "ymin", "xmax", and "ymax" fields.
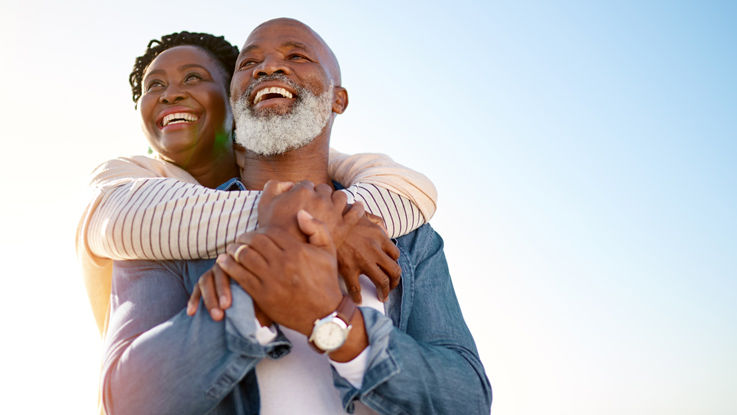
[{"xmin": 1, "ymin": 1, "xmax": 735, "ymax": 413}]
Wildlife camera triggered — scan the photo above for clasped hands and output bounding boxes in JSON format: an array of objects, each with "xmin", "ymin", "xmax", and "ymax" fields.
[{"xmin": 187, "ymin": 180, "xmax": 401, "ymax": 336}]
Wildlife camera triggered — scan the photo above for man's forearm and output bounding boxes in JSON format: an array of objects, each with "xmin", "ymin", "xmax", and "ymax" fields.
[
  {"xmin": 103, "ymin": 262, "xmax": 287, "ymax": 415},
  {"xmin": 338, "ymin": 309, "xmax": 491, "ymax": 415},
  {"xmin": 332, "ymin": 225, "xmax": 491, "ymax": 414}
]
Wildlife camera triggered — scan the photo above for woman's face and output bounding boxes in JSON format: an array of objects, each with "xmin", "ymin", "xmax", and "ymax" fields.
[{"xmin": 139, "ymin": 45, "xmax": 232, "ymax": 167}]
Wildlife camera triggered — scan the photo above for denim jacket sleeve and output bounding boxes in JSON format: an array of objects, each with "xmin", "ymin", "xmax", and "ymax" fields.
[
  {"xmin": 101, "ymin": 260, "xmax": 290, "ymax": 415},
  {"xmin": 332, "ymin": 224, "xmax": 492, "ymax": 414}
]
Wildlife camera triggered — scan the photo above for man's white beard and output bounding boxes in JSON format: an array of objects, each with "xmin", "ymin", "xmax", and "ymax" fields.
[{"xmin": 233, "ymin": 81, "xmax": 333, "ymax": 156}]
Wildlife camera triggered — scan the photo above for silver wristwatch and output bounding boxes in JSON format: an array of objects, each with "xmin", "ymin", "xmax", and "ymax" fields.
[{"xmin": 308, "ymin": 295, "xmax": 357, "ymax": 354}]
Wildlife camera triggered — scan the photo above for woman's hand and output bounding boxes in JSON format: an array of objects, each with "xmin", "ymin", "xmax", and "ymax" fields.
[{"xmin": 187, "ymin": 260, "xmax": 272, "ymax": 327}]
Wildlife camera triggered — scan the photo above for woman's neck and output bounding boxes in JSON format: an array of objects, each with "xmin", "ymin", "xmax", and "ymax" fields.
[{"xmin": 182, "ymin": 147, "xmax": 239, "ymax": 189}]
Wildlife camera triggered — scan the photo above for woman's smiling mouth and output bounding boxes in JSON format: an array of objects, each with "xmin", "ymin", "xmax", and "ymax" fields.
[{"xmin": 157, "ymin": 109, "xmax": 201, "ymax": 129}]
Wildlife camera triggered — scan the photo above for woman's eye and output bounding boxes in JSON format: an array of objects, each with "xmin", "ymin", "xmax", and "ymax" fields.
[
  {"xmin": 146, "ymin": 80, "xmax": 164, "ymax": 91},
  {"xmin": 184, "ymin": 73, "xmax": 202, "ymax": 83}
]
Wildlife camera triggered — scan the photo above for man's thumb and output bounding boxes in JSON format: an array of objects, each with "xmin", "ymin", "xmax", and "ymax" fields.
[{"xmin": 297, "ymin": 209, "xmax": 332, "ymax": 249}]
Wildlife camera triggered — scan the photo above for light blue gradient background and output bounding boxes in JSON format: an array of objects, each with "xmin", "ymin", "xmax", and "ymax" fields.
[{"xmin": 1, "ymin": 1, "xmax": 734, "ymax": 413}]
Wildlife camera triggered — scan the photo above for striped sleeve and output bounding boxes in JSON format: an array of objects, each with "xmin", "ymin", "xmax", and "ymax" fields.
[
  {"xmin": 341, "ymin": 183, "xmax": 424, "ymax": 238},
  {"xmin": 86, "ymin": 151, "xmax": 436, "ymax": 261},
  {"xmin": 88, "ymin": 179, "xmax": 423, "ymax": 260},
  {"xmin": 88, "ymin": 178, "xmax": 262, "ymax": 260}
]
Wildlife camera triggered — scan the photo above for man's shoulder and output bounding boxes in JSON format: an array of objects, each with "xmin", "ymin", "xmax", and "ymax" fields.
[{"xmin": 395, "ymin": 223, "xmax": 444, "ymax": 261}]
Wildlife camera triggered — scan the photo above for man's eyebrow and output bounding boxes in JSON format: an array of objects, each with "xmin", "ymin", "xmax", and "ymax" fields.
[
  {"xmin": 282, "ymin": 41, "xmax": 310, "ymax": 52},
  {"xmin": 241, "ymin": 44, "xmax": 259, "ymax": 55}
]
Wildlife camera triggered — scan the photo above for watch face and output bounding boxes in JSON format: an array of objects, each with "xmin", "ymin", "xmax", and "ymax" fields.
[{"xmin": 314, "ymin": 321, "xmax": 347, "ymax": 351}]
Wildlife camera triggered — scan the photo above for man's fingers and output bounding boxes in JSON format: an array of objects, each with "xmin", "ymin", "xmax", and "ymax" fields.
[
  {"xmin": 187, "ymin": 282, "xmax": 202, "ymax": 316},
  {"xmin": 365, "ymin": 213, "xmax": 388, "ymax": 234},
  {"xmin": 213, "ymin": 265, "xmax": 232, "ymax": 309},
  {"xmin": 216, "ymin": 253, "xmax": 263, "ymax": 296},
  {"xmin": 342, "ymin": 203, "xmax": 364, "ymax": 226},
  {"xmin": 259, "ymin": 180, "xmax": 295, "ymax": 212},
  {"xmin": 383, "ymin": 238, "xmax": 400, "ymax": 261},
  {"xmin": 315, "ymin": 183, "xmax": 332, "ymax": 199},
  {"xmin": 227, "ymin": 243, "xmax": 249, "ymax": 263},
  {"xmin": 235, "ymin": 231, "xmax": 254, "ymax": 245},
  {"xmin": 379, "ymin": 257, "xmax": 402, "ymax": 290},
  {"xmin": 332, "ymin": 189, "xmax": 348, "ymax": 209},
  {"xmin": 364, "ymin": 263, "xmax": 391, "ymax": 302},
  {"xmin": 263, "ymin": 180, "xmax": 295, "ymax": 198},
  {"xmin": 297, "ymin": 210, "xmax": 333, "ymax": 249},
  {"xmin": 198, "ymin": 268, "xmax": 223, "ymax": 321},
  {"xmin": 230, "ymin": 234, "xmax": 283, "ymax": 266},
  {"xmin": 340, "ymin": 268, "xmax": 363, "ymax": 304}
]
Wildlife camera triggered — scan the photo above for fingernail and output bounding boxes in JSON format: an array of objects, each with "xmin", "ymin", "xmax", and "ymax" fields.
[
  {"xmin": 220, "ymin": 295, "xmax": 228, "ymax": 308},
  {"xmin": 211, "ymin": 308, "xmax": 223, "ymax": 320},
  {"xmin": 186, "ymin": 304, "xmax": 193, "ymax": 315}
]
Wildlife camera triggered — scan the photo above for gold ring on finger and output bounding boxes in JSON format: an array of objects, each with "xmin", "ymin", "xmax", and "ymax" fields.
[{"xmin": 234, "ymin": 244, "xmax": 248, "ymax": 263}]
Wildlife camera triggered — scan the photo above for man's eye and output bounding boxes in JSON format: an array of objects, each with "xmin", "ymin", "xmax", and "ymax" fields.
[
  {"xmin": 239, "ymin": 59, "xmax": 257, "ymax": 69},
  {"xmin": 288, "ymin": 54, "xmax": 308, "ymax": 61}
]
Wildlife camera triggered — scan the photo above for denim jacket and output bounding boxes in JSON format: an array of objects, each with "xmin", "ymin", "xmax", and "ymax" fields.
[{"xmin": 102, "ymin": 224, "xmax": 492, "ymax": 414}]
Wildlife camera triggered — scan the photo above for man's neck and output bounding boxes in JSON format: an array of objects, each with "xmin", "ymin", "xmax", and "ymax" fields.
[{"xmin": 237, "ymin": 134, "xmax": 332, "ymax": 191}]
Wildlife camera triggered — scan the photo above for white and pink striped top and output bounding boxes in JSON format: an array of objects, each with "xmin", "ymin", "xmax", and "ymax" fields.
[{"xmin": 81, "ymin": 149, "xmax": 437, "ymax": 261}]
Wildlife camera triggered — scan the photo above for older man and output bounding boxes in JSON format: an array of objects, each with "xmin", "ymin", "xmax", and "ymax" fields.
[{"xmin": 102, "ymin": 18, "xmax": 491, "ymax": 414}]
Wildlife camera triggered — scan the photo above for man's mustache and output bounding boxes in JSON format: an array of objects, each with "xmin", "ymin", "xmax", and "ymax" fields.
[{"xmin": 242, "ymin": 73, "xmax": 301, "ymax": 107}]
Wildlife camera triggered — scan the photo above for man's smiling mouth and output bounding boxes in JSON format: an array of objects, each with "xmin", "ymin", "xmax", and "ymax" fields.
[
  {"xmin": 161, "ymin": 112, "xmax": 199, "ymax": 127},
  {"xmin": 253, "ymin": 87, "xmax": 294, "ymax": 104}
]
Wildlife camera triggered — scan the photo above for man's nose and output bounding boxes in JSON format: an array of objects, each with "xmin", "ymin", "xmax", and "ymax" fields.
[
  {"xmin": 253, "ymin": 55, "xmax": 290, "ymax": 79},
  {"xmin": 159, "ymin": 85, "xmax": 186, "ymax": 104}
]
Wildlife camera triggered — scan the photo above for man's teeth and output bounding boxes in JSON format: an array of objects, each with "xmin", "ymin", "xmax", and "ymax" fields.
[
  {"xmin": 162, "ymin": 112, "xmax": 198, "ymax": 126},
  {"xmin": 254, "ymin": 87, "xmax": 293, "ymax": 104}
]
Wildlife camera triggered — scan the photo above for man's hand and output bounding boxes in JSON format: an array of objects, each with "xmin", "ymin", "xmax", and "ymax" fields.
[
  {"xmin": 337, "ymin": 211, "xmax": 401, "ymax": 303},
  {"xmin": 258, "ymin": 180, "xmax": 347, "ymax": 242},
  {"xmin": 216, "ymin": 210, "xmax": 343, "ymax": 335},
  {"xmin": 259, "ymin": 180, "xmax": 401, "ymax": 302}
]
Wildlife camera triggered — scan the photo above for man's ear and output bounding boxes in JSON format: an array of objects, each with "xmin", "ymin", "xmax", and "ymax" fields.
[{"xmin": 332, "ymin": 86, "xmax": 348, "ymax": 114}]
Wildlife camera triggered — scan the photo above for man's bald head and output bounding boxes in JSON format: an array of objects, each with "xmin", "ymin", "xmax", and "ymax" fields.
[
  {"xmin": 246, "ymin": 18, "xmax": 342, "ymax": 86},
  {"xmin": 230, "ymin": 18, "xmax": 349, "ymax": 156}
]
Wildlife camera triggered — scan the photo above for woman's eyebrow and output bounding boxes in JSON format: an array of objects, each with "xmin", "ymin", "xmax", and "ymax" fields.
[
  {"xmin": 143, "ymin": 68, "xmax": 164, "ymax": 80},
  {"xmin": 179, "ymin": 63, "xmax": 210, "ymax": 73}
]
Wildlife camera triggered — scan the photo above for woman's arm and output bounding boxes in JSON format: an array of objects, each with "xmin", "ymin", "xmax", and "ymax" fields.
[{"xmin": 81, "ymin": 151, "xmax": 437, "ymax": 262}]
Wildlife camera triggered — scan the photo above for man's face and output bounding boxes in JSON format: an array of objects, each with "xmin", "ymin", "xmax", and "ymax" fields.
[{"xmin": 230, "ymin": 19, "xmax": 341, "ymax": 156}]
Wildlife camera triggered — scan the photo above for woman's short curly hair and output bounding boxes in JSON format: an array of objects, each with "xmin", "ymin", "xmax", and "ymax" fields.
[{"xmin": 129, "ymin": 31, "xmax": 239, "ymax": 107}]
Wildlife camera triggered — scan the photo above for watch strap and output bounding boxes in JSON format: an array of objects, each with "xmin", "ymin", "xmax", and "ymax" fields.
[{"xmin": 335, "ymin": 294, "xmax": 357, "ymax": 326}]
